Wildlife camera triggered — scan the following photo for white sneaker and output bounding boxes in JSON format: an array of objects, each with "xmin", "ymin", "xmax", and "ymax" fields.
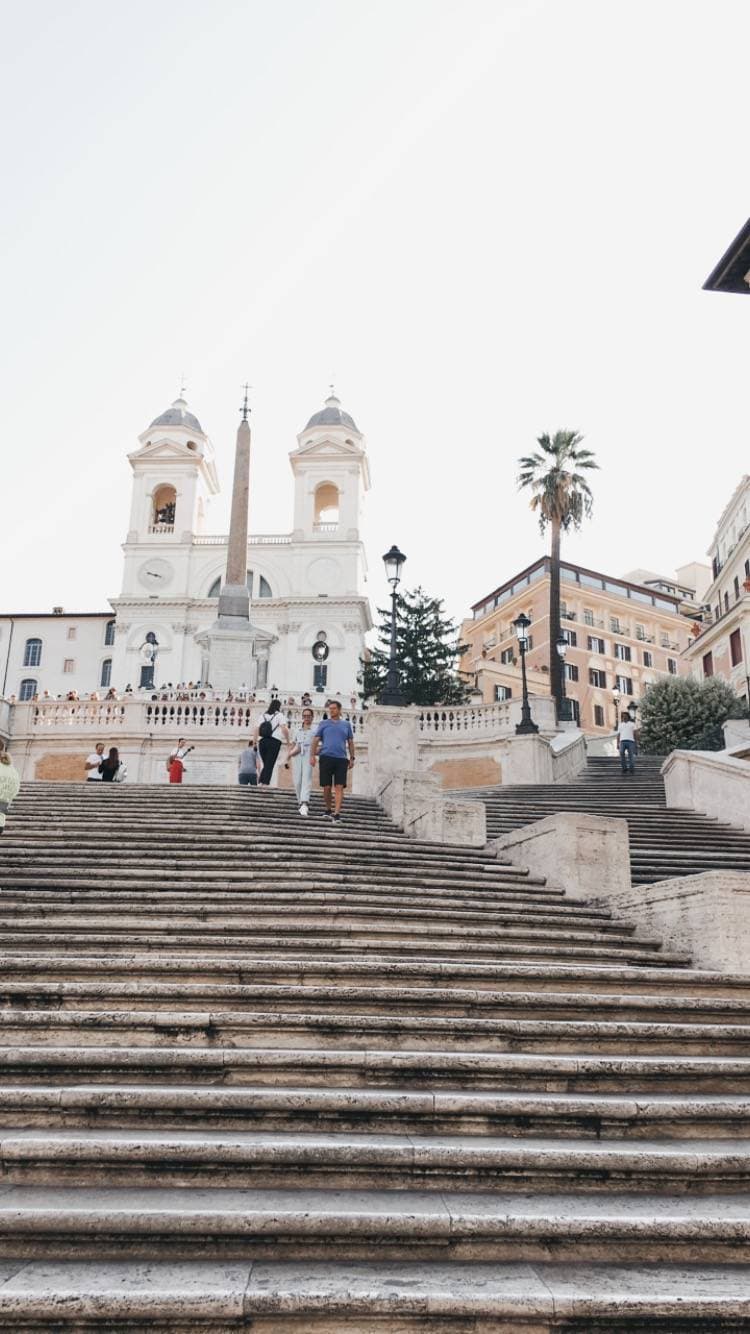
[{"xmin": 299, "ymin": 803, "xmax": 309, "ymax": 817}]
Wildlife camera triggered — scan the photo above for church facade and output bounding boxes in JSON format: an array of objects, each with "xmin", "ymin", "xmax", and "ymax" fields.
[{"xmin": 1, "ymin": 392, "xmax": 373, "ymax": 703}]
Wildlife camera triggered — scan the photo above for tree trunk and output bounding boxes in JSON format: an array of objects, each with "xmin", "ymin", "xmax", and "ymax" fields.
[{"xmin": 549, "ymin": 519, "xmax": 562, "ymax": 715}]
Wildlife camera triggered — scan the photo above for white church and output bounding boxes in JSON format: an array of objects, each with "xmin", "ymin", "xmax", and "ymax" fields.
[{"xmin": 0, "ymin": 391, "xmax": 373, "ymax": 702}]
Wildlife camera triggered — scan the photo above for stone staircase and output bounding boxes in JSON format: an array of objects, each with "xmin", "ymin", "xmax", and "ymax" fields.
[
  {"xmin": 462, "ymin": 754, "xmax": 750, "ymax": 884},
  {"xmin": 0, "ymin": 781, "xmax": 748, "ymax": 1328}
]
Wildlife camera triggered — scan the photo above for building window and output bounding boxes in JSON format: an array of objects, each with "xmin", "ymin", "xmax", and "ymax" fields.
[
  {"xmin": 561, "ymin": 629, "xmax": 577, "ymax": 647},
  {"xmin": 100, "ymin": 659, "xmax": 112, "ymax": 688},
  {"xmin": 564, "ymin": 663, "xmax": 579, "ymax": 683},
  {"xmin": 494, "ymin": 685, "xmax": 512, "ymax": 701},
  {"xmin": 660, "ymin": 633, "xmax": 670, "ymax": 648},
  {"xmin": 104, "ymin": 620, "xmax": 116, "ymax": 647},
  {"xmin": 258, "ymin": 576, "xmax": 273, "ymax": 598},
  {"xmin": 23, "ymin": 638, "xmax": 42, "ymax": 668},
  {"xmin": 589, "ymin": 668, "xmax": 607, "ymax": 688},
  {"xmin": 63, "ymin": 659, "xmax": 75, "ymax": 674},
  {"xmin": 643, "ymin": 650, "xmax": 653, "ymax": 668},
  {"xmin": 724, "ymin": 592, "xmax": 730, "ymax": 613},
  {"xmin": 593, "ymin": 704, "xmax": 605, "ymax": 727},
  {"xmin": 583, "ymin": 609, "xmax": 594, "ymax": 626},
  {"xmin": 616, "ymin": 675, "xmax": 633, "ymax": 695},
  {"xmin": 568, "ymin": 698, "xmax": 581, "ymax": 723},
  {"xmin": 703, "ymin": 651, "xmax": 714, "ymax": 678},
  {"xmin": 313, "ymin": 482, "xmax": 340, "ymax": 527},
  {"xmin": 745, "ymin": 559, "xmax": 750, "ymax": 579},
  {"xmin": 67, "ymin": 626, "xmax": 77, "ymax": 641},
  {"xmin": 587, "ymin": 635, "xmax": 605, "ymax": 654},
  {"xmin": 19, "ymin": 679, "xmax": 37, "ymax": 701},
  {"xmin": 610, "ymin": 617, "xmax": 622, "ymax": 634},
  {"xmin": 525, "ymin": 635, "xmax": 534, "ymax": 651},
  {"xmin": 614, "ymin": 643, "xmax": 632, "ymax": 662},
  {"xmin": 735, "ymin": 576, "xmax": 741, "ymax": 602},
  {"xmin": 635, "ymin": 623, "xmax": 646, "ymax": 641},
  {"xmin": 500, "ymin": 647, "xmax": 514, "ymax": 664},
  {"xmin": 667, "ymin": 658, "xmax": 677, "ymax": 675},
  {"xmin": 313, "ymin": 663, "xmax": 328, "ymax": 690},
  {"xmin": 730, "ymin": 629, "xmax": 743, "ymax": 667}
]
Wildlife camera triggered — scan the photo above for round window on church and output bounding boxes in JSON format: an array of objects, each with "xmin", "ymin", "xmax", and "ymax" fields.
[{"xmin": 312, "ymin": 640, "xmax": 329, "ymax": 663}]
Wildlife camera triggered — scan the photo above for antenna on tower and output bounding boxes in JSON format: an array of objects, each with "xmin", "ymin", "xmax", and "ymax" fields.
[
  {"xmin": 240, "ymin": 383, "xmax": 251, "ymax": 421},
  {"xmin": 178, "ymin": 373, "xmax": 187, "ymax": 399}
]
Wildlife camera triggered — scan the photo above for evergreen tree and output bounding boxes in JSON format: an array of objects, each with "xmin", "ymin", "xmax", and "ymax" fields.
[
  {"xmin": 639, "ymin": 676, "xmax": 747, "ymax": 754},
  {"xmin": 360, "ymin": 586, "xmax": 471, "ymax": 707}
]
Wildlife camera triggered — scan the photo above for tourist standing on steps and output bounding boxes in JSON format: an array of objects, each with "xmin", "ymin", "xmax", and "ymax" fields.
[
  {"xmin": 99, "ymin": 747, "xmax": 121, "ymax": 783},
  {"xmin": 255, "ymin": 699, "xmax": 289, "ymax": 788},
  {"xmin": 309, "ymin": 698, "xmax": 355, "ymax": 825},
  {"xmin": 286, "ymin": 706, "xmax": 315, "ymax": 815},
  {"xmin": 0, "ymin": 740, "xmax": 20, "ymax": 836},
  {"xmin": 617, "ymin": 712, "xmax": 638, "ymax": 774},
  {"xmin": 167, "ymin": 739, "xmax": 192, "ymax": 784},
  {"xmin": 237, "ymin": 742, "xmax": 259, "ymax": 787},
  {"xmin": 85, "ymin": 742, "xmax": 105, "ymax": 782}
]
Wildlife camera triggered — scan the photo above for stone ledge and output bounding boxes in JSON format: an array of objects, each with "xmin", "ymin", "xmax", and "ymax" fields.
[
  {"xmin": 594, "ymin": 872, "xmax": 750, "ymax": 976},
  {"xmin": 377, "ymin": 772, "xmax": 486, "ymax": 847},
  {"xmin": 488, "ymin": 812, "xmax": 631, "ymax": 900}
]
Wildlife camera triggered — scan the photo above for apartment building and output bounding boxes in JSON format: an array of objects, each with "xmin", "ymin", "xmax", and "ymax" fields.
[
  {"xmin": 684, "ymin": 476, "xmax": 750, "ymax": 706},
  {"xmin": 462, "ymin": 557, "xmax": 696, "ymax": 734}
]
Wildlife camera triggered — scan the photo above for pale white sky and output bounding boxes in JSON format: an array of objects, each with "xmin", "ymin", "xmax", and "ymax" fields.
[{"xmin": 1, "ymin": 0, "xmax": 747, "ymax": 625}]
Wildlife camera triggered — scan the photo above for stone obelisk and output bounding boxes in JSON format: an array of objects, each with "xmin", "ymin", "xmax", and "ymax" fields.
[{"xmin": 199, "ymin": 388, "xmax": 256, "ymax": 690}]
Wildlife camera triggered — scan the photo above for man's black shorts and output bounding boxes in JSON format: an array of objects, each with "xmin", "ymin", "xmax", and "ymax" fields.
[{"xmin": 319, "ymin": 755, "xmax": 349, "ymax": 788}]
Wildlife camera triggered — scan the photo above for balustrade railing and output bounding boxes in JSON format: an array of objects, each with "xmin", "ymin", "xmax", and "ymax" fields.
[
  {"xmin": 192, "ymin": 534, "xmax": 293, "ymax": 546},
  {"xmin": 147, "ymin": 524, "xmax": 174, "ymax": 535},
  {"xmin": 418, "ymin": 697, "xmax": 556, "ymax": 737},
  {"xmin": 26, "ymin": 697, "xmax": 367, "ymax": 738}
]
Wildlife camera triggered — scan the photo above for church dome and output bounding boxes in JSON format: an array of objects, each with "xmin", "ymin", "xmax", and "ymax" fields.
[
  {"xmin": 149, "ymin": 395, "xmax": 203, "ymax": 433},
  {"xmin": 304, "ymin": 392, "xmax": 358, "ymax": 432}
]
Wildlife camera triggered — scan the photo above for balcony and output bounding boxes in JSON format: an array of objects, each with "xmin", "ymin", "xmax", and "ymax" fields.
[
  {"xmin": 313, "ymin": 522, "xmax": 339, "ymax": 535},
  {"xmin": 147, "ymin": 524, "xmax": 174, "ymax": 536}
]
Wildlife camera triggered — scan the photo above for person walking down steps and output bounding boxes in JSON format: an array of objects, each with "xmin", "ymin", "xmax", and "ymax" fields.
[
  {"xmin": 255, "ymin": 699, "xmax": 289, "ymax": 788},
  {"xmin": 0, "ymin": 740, "xmax": 20, "ymax": 836},
  {"xmin": 286, "ymin": 706, "xmax": 315, "ymax": 816},
  {"xmin": 310, "ymin": 698, "xmax": 355, "ymax": 825},
  {"xmin": 617, "ymin": 711, "xmax": 638, "ymax": 775}
]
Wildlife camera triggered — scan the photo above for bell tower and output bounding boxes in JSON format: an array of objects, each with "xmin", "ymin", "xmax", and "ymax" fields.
[
  {"xmin": 124, "ymin": 395, "xmax": 219, "ymax": 548},
  {"xmin": 290, "ymin": 391, "xmax": 370, "ymax": 541}
]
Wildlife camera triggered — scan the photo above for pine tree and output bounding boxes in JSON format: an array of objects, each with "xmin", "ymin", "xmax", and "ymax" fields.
[
  {"xmin": 639, "ymin": 676, "xmax": 747, "ymax": 754},
  {"xmin": 360, "ymin": 586, "xmax": 471, "ymax": 707}
]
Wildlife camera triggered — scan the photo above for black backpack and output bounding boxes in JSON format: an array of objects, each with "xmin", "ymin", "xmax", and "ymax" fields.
[{"xmin": 259, "ymin": 718, "xmax": 273, "ymax": 739}]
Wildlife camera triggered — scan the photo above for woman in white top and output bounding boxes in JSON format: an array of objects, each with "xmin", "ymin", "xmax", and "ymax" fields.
[
  {"xmin": 254, "ymin": 699, "xmax": 289, "ymax": 787},
  {"xmin": 286, "ymin": 707, "xmax": 315, "ymax": 815}
]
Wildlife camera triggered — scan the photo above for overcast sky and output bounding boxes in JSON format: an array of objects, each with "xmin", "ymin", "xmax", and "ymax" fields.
[{"xmin": 1, "ymin": 0, "xmax": 747, "ymax": 627}]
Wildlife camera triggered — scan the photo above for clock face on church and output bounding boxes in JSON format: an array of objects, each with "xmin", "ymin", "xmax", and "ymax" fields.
[{"xmin": 138, "ymin": 558, "xmax": 174, "ymax": 590}]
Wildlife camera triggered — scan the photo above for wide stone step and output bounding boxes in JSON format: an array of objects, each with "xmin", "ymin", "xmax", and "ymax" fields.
[
  {"xmin": 6, "ymin": 1046, "xmax": 750, "ymax": 1093},
  {"xmin": 0, "ymin": 1259, "xmax": 746, "ymax": 1332},
  {"xmin": 5, "ymin": 1083, "xmax": 750, "ymax": 1140},
  {"xmin": 0, "ymin": 931, "xmax": 677, "ymax": 968},
  {"xmin": 0, "ymin": 1185, "xmax": 748, "ymax": 1262},
  {"xmin": 2, "ymin": 1007, "xmax": 742, "ymax": 1054},
  {"xmin": 5, "ymin": 980, "xmax": 749, "ymax": 1025},
  {"xmin": 3, "ymin": 954, "xmax": 733, "ymax": 995},
  {"xmin": 2, "ymin": 1127, "xmax": 749, "ymax": 1194}
]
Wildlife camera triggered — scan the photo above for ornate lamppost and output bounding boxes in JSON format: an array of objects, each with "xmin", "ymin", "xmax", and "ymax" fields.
[
  {"xmin": 513, "ymin": 612, "xmax": 538, "ymax": 734},
  {"xmin": 378, "ymin": 545, "xmax": 407, "ymax": 706},
  {"xmin": 612, "ymin": 686, "xmax": 621, "ymax": 730},
  {"xmin": 556, "ymin": 632, "xmax": 570, "ymax": 722},
  {"xmin": 627, "ymin": 700, "xmax": 638, "ymax": 723}
]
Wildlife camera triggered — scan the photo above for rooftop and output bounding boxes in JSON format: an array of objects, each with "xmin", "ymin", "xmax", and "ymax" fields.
[
  {"xmin": 149, "ymin": 396, "xmax": 204, "ymax": 434},
  {"xmin": 304, "ymin": 392, "xmax": 358, "ymax": 433}
]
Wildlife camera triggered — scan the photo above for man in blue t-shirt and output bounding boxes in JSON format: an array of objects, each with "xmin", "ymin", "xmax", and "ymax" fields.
[{"xmin": 309, "ymin": 699, "xmax": 355, "ymax": 824}]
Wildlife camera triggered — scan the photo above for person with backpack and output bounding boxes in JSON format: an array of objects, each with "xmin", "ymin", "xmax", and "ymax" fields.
[{"xmin": 254, "ymin": 699, "xmax": 289, "ymax": 787}]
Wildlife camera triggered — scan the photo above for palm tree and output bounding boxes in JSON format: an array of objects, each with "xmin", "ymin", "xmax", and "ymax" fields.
[{"xmin": 517, "ymin": 431, "xmax": 598, "ymax": 717}]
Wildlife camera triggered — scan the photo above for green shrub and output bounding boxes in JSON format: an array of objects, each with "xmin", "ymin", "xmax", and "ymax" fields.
[{"xmin": 639, "ymin": 676, "xmax": 747, "ymax": 755}]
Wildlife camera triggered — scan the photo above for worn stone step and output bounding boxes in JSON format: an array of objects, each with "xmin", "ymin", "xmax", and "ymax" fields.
[
  {"xmin": 3, "ymin": 1007, "xmax": 743, "ymax": 1055},
  {"xmin": 0, "ymin": 1259, "xmax": 747, "ymax": 1332},
  {"xmin": 4, "ymin": 1083, "xmax": 750, "ymax": 1140},
  {"xmin": 0, "ymin": 932, "xmax": 679, "ymax": 968},
  {"xmin": 0, "ymin": 1185, "xmax": 748, "ymax": 1263},
  {"xmin": 3, "ymin": 1128, "xmax": 750, "ymax": 1194},
  {"xmin": 5, "ymin": 981, "xmax": 749, "ymax": 1025},
  {"xmin": 3, "ymin": 954, "xmax": 735, "ymax": 995},
  {"xmin": 5, "ymin": 1046, "xmax": 750, "ymax": 1093}
]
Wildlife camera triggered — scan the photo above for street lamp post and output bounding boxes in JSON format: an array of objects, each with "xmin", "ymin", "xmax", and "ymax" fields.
[
  {"xmin": 612, "ymin": 686, "xmax": 621, "ymax": 730},
  {"xmin": 377, "ymin": 545, "xmax": 407, "ymax": 707},
  {"xmin": 513, "ymin": 613, "xmax": 539, "ymax": 735},
  {"xmin": 556, "ymin": 632, "xmax": 570, "ymax": 723},
  {"xmin": 627, "ymin": 700, "xmax": 638, "ymax": 723}
]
